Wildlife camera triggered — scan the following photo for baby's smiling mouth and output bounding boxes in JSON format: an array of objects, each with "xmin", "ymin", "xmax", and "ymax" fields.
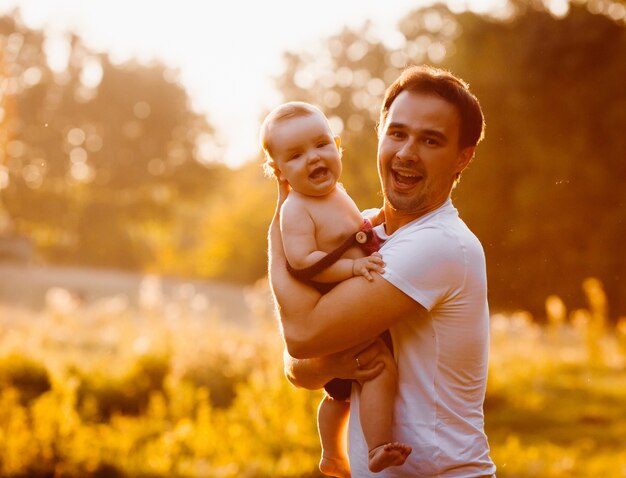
[{"xmin": 309, "ymin": 167, "xmax": 329, "ymax": 180}]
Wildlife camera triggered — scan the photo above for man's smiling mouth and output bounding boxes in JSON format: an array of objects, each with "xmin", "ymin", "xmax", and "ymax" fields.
[{"xmin": 392, "ymin": 169, "xmax": 422, "ymax": 187}]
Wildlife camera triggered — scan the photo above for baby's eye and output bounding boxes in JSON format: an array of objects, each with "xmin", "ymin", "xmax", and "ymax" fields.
[
  {"xmin": 289, "ymin": 153, "xmax": 302, "ymax": 160},
  {"xmin": 317, "ymin": 141, "xmax": 330, "ymax": 148}
]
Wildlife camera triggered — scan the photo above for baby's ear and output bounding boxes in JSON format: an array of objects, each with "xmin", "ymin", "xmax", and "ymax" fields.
[
  {"xmin": 263, "ymin": 158, "xmax": 282, "ymax": 181},
  {"xmin": 273, "ymin": 167, "xmax": 287, "ymax": 183},
  {"xmin": 334, "ymin": 135, "xmax": 341, "ymax": 152}
]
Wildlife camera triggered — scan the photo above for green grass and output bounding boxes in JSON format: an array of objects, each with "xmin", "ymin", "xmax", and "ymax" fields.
[
  {"xmin": 485, "ymin": 313, "xmax": 626, "ymax": 477},
  {"xmin": 0, "ymin": 277, "xmax": 625, "ymax": 477}
]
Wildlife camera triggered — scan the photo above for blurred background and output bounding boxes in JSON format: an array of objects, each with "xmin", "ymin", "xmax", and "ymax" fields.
[{"xmin": 0, "ymin": 0, "xmax": 625, "ymax": 476}]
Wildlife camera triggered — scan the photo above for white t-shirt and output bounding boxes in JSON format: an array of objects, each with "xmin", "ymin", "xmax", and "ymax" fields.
[{"xmin": 350, "ymin": 199, "xmax": 496, "ymax": 477}]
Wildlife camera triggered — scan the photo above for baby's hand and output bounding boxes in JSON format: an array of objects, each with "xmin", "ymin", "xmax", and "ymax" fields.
[{"xmin": 352, "ymin": 252, "xmax": 384, "ymax": 281}]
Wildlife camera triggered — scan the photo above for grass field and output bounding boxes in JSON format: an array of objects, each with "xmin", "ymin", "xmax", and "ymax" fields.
[{"xmin": 0, "ymin": 269, "xmax": 625, "ymax": 477}]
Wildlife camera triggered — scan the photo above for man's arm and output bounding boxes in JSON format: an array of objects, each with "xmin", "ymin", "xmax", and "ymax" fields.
[
  {"xmin": 268, "ymin": 192, "xmax": 426, "ymax": 359},
  {"xmin": 283, "ymin": 339, "xmax": 388, "ymax": 390}
]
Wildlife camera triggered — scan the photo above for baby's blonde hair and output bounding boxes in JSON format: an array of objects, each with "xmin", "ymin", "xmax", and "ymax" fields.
[{"xmin": 259, "ymin": 101, "xmax": 330, "ymax": 178}]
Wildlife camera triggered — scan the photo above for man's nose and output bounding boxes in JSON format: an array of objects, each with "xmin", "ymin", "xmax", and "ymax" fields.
[{"xmin": 396, "ymin": 138, "xmax": 419, "ymax": 160}]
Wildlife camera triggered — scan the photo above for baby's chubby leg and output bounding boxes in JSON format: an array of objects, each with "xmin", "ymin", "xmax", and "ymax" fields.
[
  {"xmin": 358, "ymin": 345, "xmax": 412, "ymax": 472},
  {"xmin": 318, "ymin": 396, "xmax": 351, "ymax": 478}
]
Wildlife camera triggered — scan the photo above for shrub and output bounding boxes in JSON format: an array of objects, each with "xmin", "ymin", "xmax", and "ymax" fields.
[
  {"xmin": 0, "ymin": 354, "xmax": 51, "ymax": 404},
  {"xmin": 76, "ymin": 354, "xmax": 170, "ymax": 421}
]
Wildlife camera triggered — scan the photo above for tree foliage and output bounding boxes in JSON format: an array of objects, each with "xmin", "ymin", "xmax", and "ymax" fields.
[
  {"xmin": 430, "ymin": 1, "xmax": 626, "ymax": 315},
  {"xmin": 1, "ymin": 2, "xmax": 624, "ymax": 316},
  {"xmin": 271, "ymin": 0, "xmax": 626, "ymax": 315},
  {"xmin": 0, "ymin": 12, "xmax": 229, "ymax": 270}
]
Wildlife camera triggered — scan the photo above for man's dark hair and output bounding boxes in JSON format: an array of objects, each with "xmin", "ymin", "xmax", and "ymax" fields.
[{"xmin": 378, "ymin": 65, "xmax": 485, "ymax": 149}]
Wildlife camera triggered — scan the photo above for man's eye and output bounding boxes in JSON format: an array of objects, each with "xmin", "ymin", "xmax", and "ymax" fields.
[
  {"xmin": 389, "ymin": 131, "xmax": 404, "ymax": 138},
  {"xmin": 425, "ymin": 138, "xmax": 440, "ymax": 146}
]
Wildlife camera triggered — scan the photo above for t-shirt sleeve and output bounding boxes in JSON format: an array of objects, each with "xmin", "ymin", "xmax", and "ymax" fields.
[{"xmin": 380, "ymin": 226, "xmax": 465, "ymax": 311}]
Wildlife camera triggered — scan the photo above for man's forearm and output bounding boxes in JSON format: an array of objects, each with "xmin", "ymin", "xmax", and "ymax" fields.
[
  {"xmin": 268, "ymin": 185, "xmax": 407, "ymax": 359},
  {"xmin": 283, "ymin": 350, "xmax": 331, "ymax": 390},
  {"xmin": 268, "ymin": 212, "xmax": 322, "ymax": 356}
]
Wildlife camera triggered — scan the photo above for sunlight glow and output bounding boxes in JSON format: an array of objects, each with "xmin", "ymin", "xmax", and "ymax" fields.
[
  {"xmin": 43, "ymin": 33, "xmax": 71, "ymax": 73},
  {"xmin": 547, "ymin": 0, "xmax": 570, "ymax": 17},
  {"xmin": 79, "ymin": 58, "xmax": 103, "ymax": 89},
  {"xmin": 2, "ymin": 0, "xmax": 508, "ymax": 166}
]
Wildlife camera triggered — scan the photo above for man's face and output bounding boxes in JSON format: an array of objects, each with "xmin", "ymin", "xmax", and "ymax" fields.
[
  {"xmin": 271, "ymin": 113, "xmax": 342, "ymax": 197},
  {"xmin": 377, "ymin": 90, "xmax": 473, "ymax": 218}
]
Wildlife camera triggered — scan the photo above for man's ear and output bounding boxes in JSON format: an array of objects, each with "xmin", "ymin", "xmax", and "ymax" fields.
[{"xmin": 455, "ymin": 146, "xmax": 475, "ymax": 174}]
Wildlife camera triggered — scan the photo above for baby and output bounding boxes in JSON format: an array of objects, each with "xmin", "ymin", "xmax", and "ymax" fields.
[{"xmin": 260, "ymin": 101, "xmax": 411, "ymax": 476}]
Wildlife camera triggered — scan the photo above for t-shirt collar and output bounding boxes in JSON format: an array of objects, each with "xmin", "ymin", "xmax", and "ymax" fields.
[{"xmin": 375, "ymin": 198, "xmax": 455, "ymax": 240}]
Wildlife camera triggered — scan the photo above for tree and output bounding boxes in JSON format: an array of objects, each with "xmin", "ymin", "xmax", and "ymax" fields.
[
  {"xmin": 1, "ymin": 11, "xmax": 229, "ymax": 270},
  {"xmin": 274, "ymin": 24, "xmax": 395, "ymax": 209},
  {"xmin": 269, "ymin": 0, "xmax": 626, "ymax": 316},
  {"xmin": 190, "ymin": 160, "xmax": 276, "ymax": 283},
  {"xmin": 428, "ymin": 1, "xmax": 626, "ymax": 315}
]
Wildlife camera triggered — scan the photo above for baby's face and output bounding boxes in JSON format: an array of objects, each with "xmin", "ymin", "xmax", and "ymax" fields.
[{"xmin": 271, "ymin": 113, "xmax": 342, "ymax": 197}]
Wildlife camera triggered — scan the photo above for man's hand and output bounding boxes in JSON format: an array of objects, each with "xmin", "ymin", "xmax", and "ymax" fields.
[
  {"xmin": 285, "ymin": 338, "xmax": 388, "ymax": 390},
  {"xmin": 364, "ymin": 207, "xmax": 386, "ymax": 227},
  {"xmin": 275, "ymin": 176, "xmax": 290, "ymax": 217},
  {"xmin": 352, "ymin": 252, "xmax": 385, "ymax": 281}
]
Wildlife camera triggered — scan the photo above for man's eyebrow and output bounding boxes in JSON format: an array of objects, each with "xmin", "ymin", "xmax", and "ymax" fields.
[
  {"xmin": 385, "ymin": 121, "xmax": 405, "ymax": 130},
  {"xmin": 386, "ymin": 122, "xmax": 448, "ymax": 141},
  {"xmin": 422, "ymin": 129, "xmax": 448, "ymax": 141}
]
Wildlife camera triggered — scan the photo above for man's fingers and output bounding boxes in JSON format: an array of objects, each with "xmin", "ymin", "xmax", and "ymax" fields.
[
  {"xmin": 355, "ymin": 342, "xmax": 379, "ymax": 370},
  {"xmin": 354, "ymin": 361, "xmax": 384, "ymax": 380},
  {"xmin": 370, "ymin": 208, "xmax": 385, "ymax": 227},
  {"xmin": 275, "ymin": 178, "xmax": 290, "ymax": 208},
  {"xmin": 354, "ymin": 339, "xmax": 385, "ymax": 368}
]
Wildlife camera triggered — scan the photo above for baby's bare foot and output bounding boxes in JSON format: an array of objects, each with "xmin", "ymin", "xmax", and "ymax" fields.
[
  {"xmin": 368, "ymin": 442, "xmax": 412, "ymax": 473},
  {"xmin": 320, "ymin": 454, "xmax": 351, "ymax": 478}
]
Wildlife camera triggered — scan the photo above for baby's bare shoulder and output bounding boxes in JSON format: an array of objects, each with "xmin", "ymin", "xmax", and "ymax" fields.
[
  {"xmin": 280, "ymin": 194, "xmax": 316, "ymax": 229},
  {"xmin": 282, "ymin": 192, "xmax": 314, "ymax": 214}
]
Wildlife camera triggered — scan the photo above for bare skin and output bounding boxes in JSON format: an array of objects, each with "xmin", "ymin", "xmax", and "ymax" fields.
[
  {"xmin": 285, "ymin": 341, "xmax": 414, "ymax": 475},
  {"xmin": 271, "ymin": 90, "xmax": 479, "ymax": 474},
  {"xmin": 268, "ymin": 109, "xmax": 410, "ymax": 474},
  {"xmin": 285, "ymin": 340, "xmax": 389, "ymax": 478},
  {"xmin": 275, "ymin": 180, "xmax": 412, "ymax": 475},
  {"xmin": 369, "ymin": 442, "xmax": 413, "ymax": 473},
  {"xmin": 320, "ymin": 455, "xmax": 351, "ymax": 478}
]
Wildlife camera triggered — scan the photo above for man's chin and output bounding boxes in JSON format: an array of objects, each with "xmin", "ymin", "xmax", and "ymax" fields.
[
  {"xmin": 385, "ymin": 195, "xmax": 427, "ymax": 215},
  {"xmin": 385, "ymin": 191, "xmax": 415, "ymax": 210}
]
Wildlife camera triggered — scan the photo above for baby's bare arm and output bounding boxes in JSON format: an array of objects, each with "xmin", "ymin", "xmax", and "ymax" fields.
[
  {"xmin": 280, "ymin": 198, "xmax": 331, "ymax": 270},
  {"xmin": 351, "ymin": 253, "xmax": 385, "ymax": 282},
  {"xmin": 282, "ymin": 199, "xmax": 384, "ymax": 283}
]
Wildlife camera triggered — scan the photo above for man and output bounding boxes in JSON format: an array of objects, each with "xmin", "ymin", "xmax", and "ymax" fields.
[{"xmin": 268, "ymin": 65, "xmax": 496, "ymax": 477}]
